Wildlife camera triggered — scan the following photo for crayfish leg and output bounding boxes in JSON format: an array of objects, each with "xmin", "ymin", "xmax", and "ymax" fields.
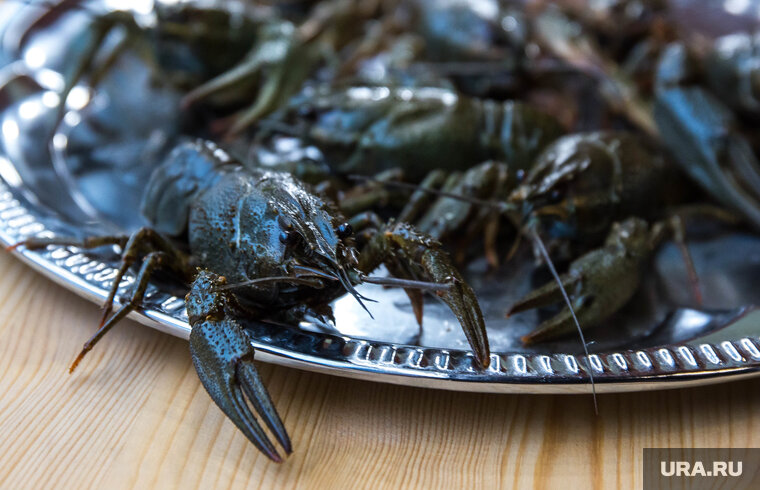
[
  {"xmin": 10, "ymin": 228, "xmax": 191, "ymax": 371},
  {"xmin": 70, "ymin": 250, "xmax": 172, "ymax": 372},
  {"xmin": 660, "ymin": 204, "xmax": 742, "ymax": 307},
  {"xmin": 94, "ymin": 227, "xmax": 189, "ymax": 326},
  {"xmin": 511, "ymin": 218, "xmax": 652, "ymax": 345},
  {"xmin": 397, "ymin": 170, "xmax": 448, "ymax": 224},
  {"xmin": 7, "ymin": 234, "xmax": 128, "ymax": 252}
]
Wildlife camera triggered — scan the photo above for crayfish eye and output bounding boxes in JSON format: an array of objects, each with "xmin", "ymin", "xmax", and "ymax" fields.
[
  {"xmin": 279, "ymin": 230, "xmax": 297, "ymax": 245},
  {"xmin": 337, "ymin": 222, "xmax": 353, "ymax": 239},
  {"xmin": 297, "ymin": 105, "xmax": 317, "ymax": 121}
]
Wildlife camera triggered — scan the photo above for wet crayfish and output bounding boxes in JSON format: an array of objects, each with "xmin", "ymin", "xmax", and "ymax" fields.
[
  {"xmin": 258, "ymin": 85, "xmax": 563, "ymax": 181},
  {"xmin": 377, "ymin": 129, "xmax": 714, "ymax": 344},
  {"xmin": 653, "ymin": 34, "xmax": 760, "ymax": 231},
  {"xmin": 14, "ymin": 139, "xmax": 488, "ymax": 461},
  {"xmin": 253, "ymin": 84, "xmax": 713, "ymax": 346},
  {"xmin": 11, "ymin": 0, "xmax": 388, "ymax": 134}
]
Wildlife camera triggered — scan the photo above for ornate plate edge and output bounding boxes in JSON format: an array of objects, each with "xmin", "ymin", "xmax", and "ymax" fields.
[{"xmin": 3, "ymin": 181, "xmax": 760, "ymax": 394}]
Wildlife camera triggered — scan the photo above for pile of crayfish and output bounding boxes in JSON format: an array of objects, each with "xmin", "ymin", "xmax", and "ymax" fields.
[{"xmin": 6, "ymin": 0, "xmax": 760, "ymax": 461}]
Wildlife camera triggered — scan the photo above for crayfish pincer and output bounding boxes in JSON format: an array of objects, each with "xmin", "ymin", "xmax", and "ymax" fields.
[{"xmin": 14, "ymin": 140, "xmax": 488, "ymax": 462}]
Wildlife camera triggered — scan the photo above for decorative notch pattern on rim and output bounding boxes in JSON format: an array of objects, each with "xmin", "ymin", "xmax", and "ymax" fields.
[{"xmin": 3, "ymin": 179, "xmax": 760, "ymax": 393}]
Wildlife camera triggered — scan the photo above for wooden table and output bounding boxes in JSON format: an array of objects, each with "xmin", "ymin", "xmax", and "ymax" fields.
[{"xmin": 1, "ymin": 251, "xmax": 758, "ymax": 489}]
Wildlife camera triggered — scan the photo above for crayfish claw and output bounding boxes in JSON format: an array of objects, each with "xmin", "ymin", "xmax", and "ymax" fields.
[
  {"xmin": 520, "ymin": 301, "xmax": 586, "ymax": 345},
  {"xmin": 654, "ymin": 44, "xmax": 760, "ymax": 230},
  {"xmin": 236, "ymin": 360, "xmax": 293, "ymax": 456},
  {"xmin": 438, "ymin": 274, "xmax": 490, "ymax": 370},
  {"xmin": 508, "ymin": 274, "xmax": 586, "ymax": 344},
  {"xmin": 190, "ymin": 319, "xmax": 290, "ymax": 462},
  {"xmin": 187, "ymin": 271, "xmax": 290, "ymax": 462},
  {"xmin": 359, "ymin": 223, "xmax": 490, "ymax": 369},
  {"xmin": 507, "ymin": 276, "xmax": 577, "ymax": 318},
  {"xmin": 511, "ymin": 218, "xmax": 654, "ymax": 345}
]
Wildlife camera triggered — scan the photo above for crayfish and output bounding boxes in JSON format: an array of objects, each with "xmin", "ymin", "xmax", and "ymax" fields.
[
  {"xmin": 259, "ymin": 98, "xmax": 720, "ymax": 344},
  {"xmin": 13, "ymin": 139, "xmax": 488, "ymax": 461}
]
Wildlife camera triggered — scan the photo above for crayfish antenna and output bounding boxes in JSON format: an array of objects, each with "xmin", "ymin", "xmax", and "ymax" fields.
[
  {"xmin": 348, "ymin": 175, "xmax": 512, "ymax": 212},
  {"xmin": 527, "ymin": 227, "xmax": 598, "ymax": 414},
  {"xmin": 360, "ymin": 275, "xmax": 453, "ymax": 292},
  {"xmin": 359, "ymin": 275, "xmax": 456, "ymax": 328},
  {"xmin": 676, "ymin": 239, "xmax": 703, "ymax": 307},
  {"xmin": 665, "ymin": 215, "xmax": 704, "ymax": 307}
]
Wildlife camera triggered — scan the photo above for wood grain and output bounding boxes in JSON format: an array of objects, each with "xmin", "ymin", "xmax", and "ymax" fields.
[{"xmin": 0, "ymin": 250, "xmax": 758, "ymax": 489}]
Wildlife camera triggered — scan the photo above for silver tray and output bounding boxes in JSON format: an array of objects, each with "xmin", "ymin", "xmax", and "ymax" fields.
[{"xmin": 3, "ymin": 0, "xmax": 760, "ymax": 394}]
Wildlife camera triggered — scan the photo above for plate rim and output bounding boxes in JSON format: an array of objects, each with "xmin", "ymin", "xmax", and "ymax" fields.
[{"xmin": 3, "ymin": 180, "xmax": 760, "ymax": 394}]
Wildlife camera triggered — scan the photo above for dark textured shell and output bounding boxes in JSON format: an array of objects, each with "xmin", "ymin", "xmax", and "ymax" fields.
[
  {"xmin": 514, "ymin": 131, "xmax": 686, "ymax": 241},
  {"xmin": 142, "ymin": 140, "xmax": 349, "ymax": 309}
]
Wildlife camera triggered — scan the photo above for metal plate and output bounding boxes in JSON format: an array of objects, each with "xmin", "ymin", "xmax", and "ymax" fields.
[{"xmin": 2, "ymin": 0, "xmax": 760, "ymax": 394}]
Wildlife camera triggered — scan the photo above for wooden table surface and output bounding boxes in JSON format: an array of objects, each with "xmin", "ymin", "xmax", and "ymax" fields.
[{"xmin": 1, "ymin": 251, "xmax": 759, "ymax": 489}]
